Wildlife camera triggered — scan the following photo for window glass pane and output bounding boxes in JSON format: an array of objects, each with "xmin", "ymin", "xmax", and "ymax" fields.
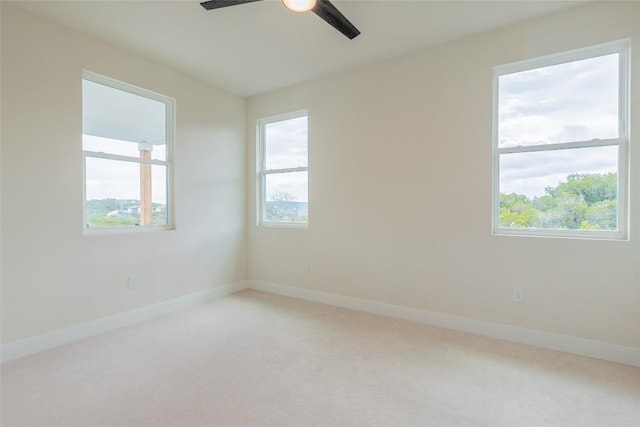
[
  {"xmin": 498, "ymin": 53, "xmax": 619, "ymax": 148},
  {"xmin": 151, "ymin": 165, "xmax": 168, "ymax": 226},
  {"xmin": 85, "ymin": 157, "xmax": 168, "ymax": 228},
  {"xmin": 265, "ymin": 116, "xmax": 308, "ymax": 170},
  {"xmin": 83, "ymin": 135, "xmax": 167, "ymax": 162},
  {"xmin": 83, "ymin": 135, "xmax": 139, "ymax": 157},
  {"xmin": 82, "ymin": 79, "xmax": 167, "ymax": 161},
  {"xmin": 499, "ymin": 146, "xmax": 618, "ymax": 230},
  {"xmin": 85, "ymin": 157, "xmax": 140, "ymax": 228},
  {"xmin": 265, "ymin": 171, "xmax": 308, "ymax": 222}
]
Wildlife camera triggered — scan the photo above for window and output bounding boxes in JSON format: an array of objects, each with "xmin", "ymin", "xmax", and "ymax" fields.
[
  {"xmin": 82, "ymin": 72, "xmax": 175, "ymax": 232},
  {"xmin": 258, "ymin": 111, "xmax": 309, "ymax": 226},
  {"xmin": 493, "ymin": 40, "xmax": 629, "ymax": 239}
]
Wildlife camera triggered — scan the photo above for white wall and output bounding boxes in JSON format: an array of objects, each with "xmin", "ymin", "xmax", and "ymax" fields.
[
  {"xmin": 247, "ymin": 1, "xmax": 640, "ymax": 349},
  {"xmin": 1, "ymin": 4, "xmax": 247, "ymax": 344}
]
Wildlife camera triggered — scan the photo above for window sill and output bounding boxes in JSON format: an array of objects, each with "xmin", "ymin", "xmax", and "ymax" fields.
[
  {"xmin": 84, "ymin": 224, "xmax": 174, "ymax": 236},
  {"xmin": 258, "ymin": 222, "xmax": 308, "ymax": 229},
  {"xmin": 493, "ymin": 227, "xmax": 626, "ymax": 241}
]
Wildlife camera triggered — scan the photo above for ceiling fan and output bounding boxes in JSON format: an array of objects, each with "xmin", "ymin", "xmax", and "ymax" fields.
[{"xmin": 200, "ymin": 0, "xmax": 361, "ymax": 39}]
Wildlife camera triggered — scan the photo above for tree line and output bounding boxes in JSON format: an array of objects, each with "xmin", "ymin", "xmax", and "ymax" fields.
[
  {"xmin": 500, "ymin": 173, "xmax": 617, "ymax": 230},
  {"xmin": 85, "ymin": 198, "xmax": 166, "ymax": 227}
]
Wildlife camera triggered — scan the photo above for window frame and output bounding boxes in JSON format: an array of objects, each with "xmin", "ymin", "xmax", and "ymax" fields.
[
  {"xmin": 492, "ymin": 40, "xmax": 630, "ymax": 240},
  {"xmin": 257, "ymin": 110, "xmax": 309, "ymax": 228},
  {"xmin": 82, "ymin": 71, "xmax": 176, "ymax": 235}
]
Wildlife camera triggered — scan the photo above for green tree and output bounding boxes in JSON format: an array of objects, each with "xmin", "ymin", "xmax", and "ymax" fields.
[
  {"xmin": 266, "ymin": 192, "xmax": 307, "ymax": 222},
  {"xmin": 499, "ymin": 193, "xmax": 540, "ymax": 228},
  {"xmin": 542, "ymin": 194, "xmax": 589, "ymax": 229},
  {"xmin": 87, "ymin": 215, "xmax": 137, "ymax": 228},
  {"xmin": 546, "ymin": 173, "xmax": 617, "ymax": 205},
  {"xmin": 500, "ymin": 173, "xmax": 617, "ymax": 231}
]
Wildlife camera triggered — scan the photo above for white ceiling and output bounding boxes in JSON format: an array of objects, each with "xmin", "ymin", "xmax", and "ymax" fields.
[{"xmin": 11, "ymin": 0, "xmax": 586, "ymax": 97}]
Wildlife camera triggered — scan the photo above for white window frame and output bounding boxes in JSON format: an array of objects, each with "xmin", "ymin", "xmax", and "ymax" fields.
[
  {"xmin": 492, "ymin": 40, "xmax": 630, "ymax": 240},
  {"xmin": 257, "ymin": 110, "xmax": 309, "ymax": 228},
  {"xmin": 82, "ymin": 71, "xmax": 176, "ymax": 235}
]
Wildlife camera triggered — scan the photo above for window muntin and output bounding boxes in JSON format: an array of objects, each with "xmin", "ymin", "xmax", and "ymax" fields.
[
  {"xmin": 258, "ymin": 112, "xmax": 309, "ymax": 226},
  {"xmin": 82, "ymin": 72, "xmax": 174, "ymax": 232},
  {"xmin": 493, "ymin": 41, "xmax": 628, "ymax": 239}
]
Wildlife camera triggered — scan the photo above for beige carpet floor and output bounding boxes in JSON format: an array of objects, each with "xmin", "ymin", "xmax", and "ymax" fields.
[{"xmin": 1, "ymin": 289, "xmax": 639, "ymax": 427}]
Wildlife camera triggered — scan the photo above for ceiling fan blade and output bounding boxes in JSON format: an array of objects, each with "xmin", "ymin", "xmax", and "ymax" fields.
[
  {"xmin": 311, "ymin": 0, "xmax": 360, "ymax": 40},
  {"xmin": 200, "ymin": 0, "xmax": 263, "ymax": 11}
]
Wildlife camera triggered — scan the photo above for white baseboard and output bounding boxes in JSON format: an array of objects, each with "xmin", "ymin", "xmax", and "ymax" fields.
[
  {"xmin": 246, "ymin": 280, "xmax": 640, "ymax": 367},
  {"xmin": 1, "ymin": 282, "xmax": 247, "ymax": 363},
  {"xmin": 5, "ymin": 280, "xmax": 638, "ymax": 367}
]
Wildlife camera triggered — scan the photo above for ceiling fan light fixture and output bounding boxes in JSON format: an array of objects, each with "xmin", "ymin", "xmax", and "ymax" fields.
[{"xmin": 282, "ymin": 0, "xmax": 317, "ymax": 13}]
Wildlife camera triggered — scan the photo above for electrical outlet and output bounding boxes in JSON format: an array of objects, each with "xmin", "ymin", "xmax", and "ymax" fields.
[
  {"xmin": 128, "ymin": 275, "xmax": 138, "ymax": 290},
  {"xmin": 302, "ymin": 262, "xmax": 309, "ymax": 273},
  {"xmin": 513, "ymin": 288, "xmax": 525, "ymax": 303}
]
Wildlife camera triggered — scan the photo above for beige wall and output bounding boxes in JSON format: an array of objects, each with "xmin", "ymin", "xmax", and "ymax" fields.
[
  {"xmin": 247, "ymin": 1, "xmax": 640, "ymax": 348},
  {"xmin": 2, "ymin": 1, "xmax": 638, "ymax": 351},
  {"xmin": 1, "ymin": 4, "xmax": 247, "ymax": 343}
]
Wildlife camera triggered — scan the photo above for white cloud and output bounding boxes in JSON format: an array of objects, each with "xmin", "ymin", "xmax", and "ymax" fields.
[
  {"xmin": 498, "ymin": 53, "xmax": 619, "ymax": 147},
  {"xmin": 265, "ymin": 116, "xmax": 308, "ymax": 170},
  {"xmin": 84, "ymin": 136, "xmax": 167, "ymax": 204},
  {"xmin": 498, "ymin": 52, "xmax": 620, "ymax": 198},
  {"xmin": 263, "ymin": 115, "xmax": 309, "ymax": 202},
  {"xmin": 500, "ymin": 146, "xmax": 618, "ymax": 198}
]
